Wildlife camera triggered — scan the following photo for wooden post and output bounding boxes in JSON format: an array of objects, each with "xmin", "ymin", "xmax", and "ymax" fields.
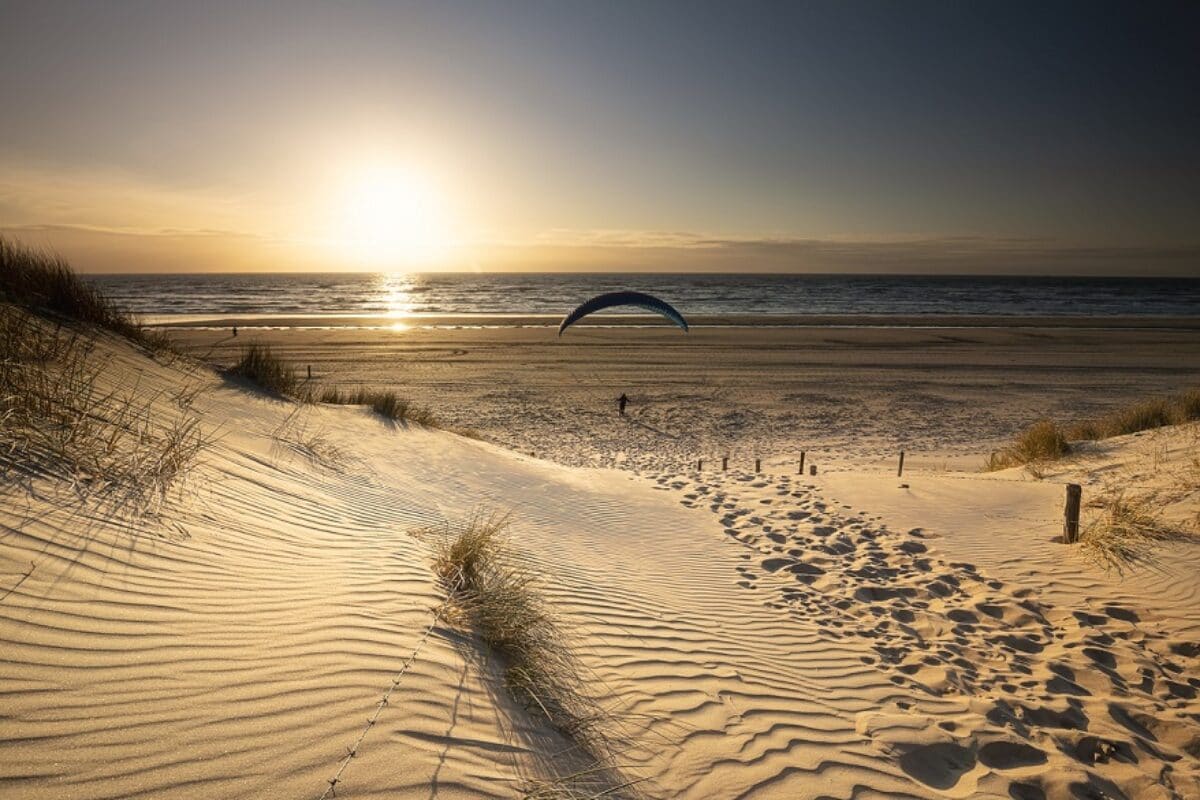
[
  {"xmin": 897, "ymin": 450, "xmax": 905, "ymax": 477},
  {"xmin": 809, "ymin": 464, "xmax": 817, "ymax": 476},
  {"xmin": 798, "ymin": 451, "xmax": 806, "ymax": 474},
  {"xmin": 755, "ymin": 458, "xmax": 761, "ymax": 473},
  {"xmin": 1064, "ymin": 483, "xmax": 1082, "ymax": 543},
  {"xmin": 697, "ymin": 459, "xmax": 703, "ymax": 471},
  {"xmin": 307, "ymin": 365, "xmax": 312, "ymax": 380},
  {"xmin": 722, "ymin": 455, "xmax": 729, "ymax": 471}
]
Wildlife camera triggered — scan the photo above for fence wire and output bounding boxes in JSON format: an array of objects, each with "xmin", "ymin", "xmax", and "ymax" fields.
[{"xmin": 318, "ymin": 571, "xmax": 462, "ymax": 799}]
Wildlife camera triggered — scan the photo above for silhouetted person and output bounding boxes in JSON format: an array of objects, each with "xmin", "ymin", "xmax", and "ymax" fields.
[
  {"xmin": 618, "ymin": 393, "xmax": 629, "ymax": 416},
  {"xmin": 232, "ymin": 326, "xmax": 238, "ymax": 338}
]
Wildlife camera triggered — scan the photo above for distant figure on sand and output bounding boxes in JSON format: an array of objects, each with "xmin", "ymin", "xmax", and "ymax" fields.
[
  {"xmin": 232, "ymin": 326, "xmax": 238, "ymax": 338},
  {"xmin": 618, "ymin": 393, "xmax": 629, "ymax": 416}
]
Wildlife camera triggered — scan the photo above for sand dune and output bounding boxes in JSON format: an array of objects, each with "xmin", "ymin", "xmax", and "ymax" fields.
[{"xmin": 3, "ymin": 329, "xmax": 1199, "ymax": 799}]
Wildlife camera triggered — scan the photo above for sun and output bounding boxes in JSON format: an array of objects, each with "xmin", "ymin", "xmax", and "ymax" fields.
[{"xmin": 333, "ymin": 166, "xmax": 454, "ymax": 269}]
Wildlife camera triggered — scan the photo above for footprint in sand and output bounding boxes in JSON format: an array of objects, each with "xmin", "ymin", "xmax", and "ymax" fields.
[
  {"xmin": 897, "ymin": 741, "xmax": 977, "ymax": 791},
  {"xmin": 977, "ymin": 740, "xmax": 1047, "ymax": 769},
  {"xmin": 1007, "ymin": 782, "xmax": 1047, "ymax": 800},
  {"xmin": 667, "ymin": 469, "xmax": 1200, "ymax": 798}
]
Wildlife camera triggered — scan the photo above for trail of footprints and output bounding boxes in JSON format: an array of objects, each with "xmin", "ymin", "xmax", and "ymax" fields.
[{"xmin": 648, "ymin": 470, "xmax": 1200, "ymax": 799}]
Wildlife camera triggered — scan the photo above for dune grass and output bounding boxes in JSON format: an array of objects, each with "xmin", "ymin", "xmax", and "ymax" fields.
[
  {"xmin": 1067, "ymin": 390, "xmax": 1200, "ymax": 440},
  {"xmin": 271, "ymin": 407, "xmax": 347, "ymax": 472},
  {"xmin": 985, "ymin": 419, "xmax": 1070, "ymax": 471},
  {"xmin": 1080, "ymin": 491, "xmax": 1196, "ymax": 574},
  {"xmin": 432, "ymin": 513, "xmax": 596, "ymax": 735},
  {"xmin": 987, "ymin": 389, "xmax": 1200, "ymax": 472},
  {"xmin": 229, "ymin": 354, "xmax": 442, "ymax": 425},
  {"xmin": 0, "ymin": 240, "xmax": 206, "ymax": 514},
  {"xmin": 227, "ymin": 344, "xmax": 301, "ymax": 397},
  {"xmin": 0, "ymin": 303, "xmax": 208, "ymax": 516},
  {"xmin": 317, "ymin": 384, "xmax": 438, "ymax": 425},
  {"xmin": 430, "ymin": 513, "xmax": 635, "ymax": 798},
  {"xmin": 0, "ymin": 236, "xmax": 172, "ymax": 351}
]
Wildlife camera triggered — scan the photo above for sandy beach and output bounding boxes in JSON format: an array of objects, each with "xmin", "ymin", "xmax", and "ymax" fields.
[
  {"xmin": 169, "ymin": 316, "xmax": 1200, "ymax": 471},
  {"xmin": 3, "ymin": 308, "xmax": 1198, "ymax": 799}
]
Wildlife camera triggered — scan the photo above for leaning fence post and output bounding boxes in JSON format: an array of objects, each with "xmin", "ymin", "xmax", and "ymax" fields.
[
  {"xmin": 897, "ymin": 450, "xmax": 905, "ymax": 477},
  {"xmin": 1064, "ymin": 483, "xmax": 1082, "ymax": 543},
  {"xmin": 798, "ymin": 451, "xmax": 806, "ymax": 474}
]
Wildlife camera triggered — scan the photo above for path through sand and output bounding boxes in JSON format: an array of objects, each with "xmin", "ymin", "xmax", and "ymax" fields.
[{"xmin": 2, "ymin": 334, "xmax": 1198, "ymax": 799}]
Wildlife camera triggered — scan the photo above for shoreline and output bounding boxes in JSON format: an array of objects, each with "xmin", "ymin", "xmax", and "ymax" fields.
[{"xmin": 147, "ymin": 311, "xmax": 1200, "ymax": 330}]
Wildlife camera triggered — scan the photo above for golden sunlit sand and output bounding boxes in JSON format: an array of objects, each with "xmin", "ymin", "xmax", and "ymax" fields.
[{"xmin": 3, "ymin": 253, "xmax": 1199, "ymax": 798}]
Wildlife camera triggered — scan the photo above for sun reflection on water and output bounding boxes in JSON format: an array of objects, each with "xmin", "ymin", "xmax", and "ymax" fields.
[{"xmin": 378, "ymin": 272, "xmax": 418, "ymax": 319}]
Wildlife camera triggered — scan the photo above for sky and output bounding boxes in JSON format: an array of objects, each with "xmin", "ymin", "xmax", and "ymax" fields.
[{"xmin": 1, "ymin": 0, "xmax": 1198, "ymax": 274}]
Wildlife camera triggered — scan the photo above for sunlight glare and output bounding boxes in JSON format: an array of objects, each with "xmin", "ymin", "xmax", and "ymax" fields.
[
  {"xmin": 334, "ymin": 165, "xmax": 454, "ymax": 269},
  {"xmin": 378, "ymin": 272, "xmax": 419, "ymax": 318}
]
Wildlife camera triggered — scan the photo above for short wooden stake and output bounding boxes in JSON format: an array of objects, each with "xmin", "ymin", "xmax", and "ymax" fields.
[
  {"xmin": 897, "ymin": 450, "xmax": 905, "ymax": 477},
  {"xmin": 798, "ymin": 451, "xmax": 806, "ymax": 474},
  {"xmin": 697, "ymin": 459, "xmax": 703, "ymax": 471},
  {"xmin": 307, "ymin": 365, "xmax": 313, "ymax": 380},
  {"xmin": 809, "ymin": 464, "xmax": 817, "ymax": 476},
  {"xmin": 755, "ymin": 458, "xmax": 761, "ymax": 473},
  {"xmin": 722, "ymin": 455, "xmax": 728, "ymax": 471},
  {"xmin": 1064, "ymin": 483, "xmax": 1082, "ymax": 543}
]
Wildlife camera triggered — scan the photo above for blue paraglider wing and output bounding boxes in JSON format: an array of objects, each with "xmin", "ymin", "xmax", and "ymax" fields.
[{"xmin": 558, "ymin": 291, "xmax": 689, "ymax": 336}]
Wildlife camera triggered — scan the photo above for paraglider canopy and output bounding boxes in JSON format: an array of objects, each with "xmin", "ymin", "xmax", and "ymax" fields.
[{"xmin": 558, "ymin": 291, "xmax": 689, "ymax": 336}]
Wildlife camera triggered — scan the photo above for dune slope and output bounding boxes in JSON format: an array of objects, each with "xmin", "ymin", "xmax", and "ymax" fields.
[{"xmin": 2, "ymin": 335, "xmax": 1198, "ymax": 799}]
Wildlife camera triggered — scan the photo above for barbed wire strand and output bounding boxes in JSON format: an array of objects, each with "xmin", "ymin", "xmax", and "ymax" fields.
[{"xmin": 317, "ymin": 569, "xmax": 463, "ymax": 800}]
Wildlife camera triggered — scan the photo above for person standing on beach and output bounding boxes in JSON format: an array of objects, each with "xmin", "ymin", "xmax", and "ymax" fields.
[{"xmin": 618, "ymin": 393, "xmax": 629, "ymax": 416}]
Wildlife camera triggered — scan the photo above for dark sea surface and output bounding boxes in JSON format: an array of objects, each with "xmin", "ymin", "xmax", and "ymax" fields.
[{"xmin": 86, "ymin": 273, "xmax": 1200, "ymax": 320}]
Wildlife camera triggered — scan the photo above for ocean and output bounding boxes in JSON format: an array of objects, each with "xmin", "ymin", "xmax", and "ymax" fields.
[{"xmin": 85, "ymin": 272, "xmax": 1200, "ymax": 322}]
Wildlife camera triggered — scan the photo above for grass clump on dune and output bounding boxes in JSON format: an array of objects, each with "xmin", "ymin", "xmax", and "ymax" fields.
[
  {"xmin": 0, "ymin": 236, "xmax": 171, "ymax": 350},
  {"xmin": 986, "ymin": 419, "xmax": 1070, "ymax": 471},
  {"xmin": 430, "ymin": 513, "xmax": 635, "ymax": 798},
  {"xmin": 318, "ymin": 384, "xmax": 438, "ymax": 425},
  {"xmin": 1080, "ymin": 491, "xmax": 1196, "ymax": 574},
  {"xmin": 0, "ymin": 304, "xmax": 208, "ymax": 515},
  {"xmin": 433, "ymin": 513, "xmax": 594, "ymax": 734},
  {"xmin": 1067, "ymin": 390, "xmax": 1200, "ymax": 440},
  {"xmin": 232, "ymin": 357, "xmax": 442, "ymax": 426},
  {"xmin": 988, "ymin": 389, "xmax": 1200, "ymax": 473},
  {"xmin": 227, "ymin": 344, "xmax": 300, "ymax": 396}
]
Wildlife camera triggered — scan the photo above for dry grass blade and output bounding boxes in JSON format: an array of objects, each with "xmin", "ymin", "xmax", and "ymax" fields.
[
  {"xmin": 1080, "ymin": 491, "xmax": 1197, "ymax": 574},
  {"xmin": 985, "ymin": 419, "xmax": 1069, "ymax": 471},
  {"xmin": 0, "ymin": 303, "xmax": 210, "ymax": 519},
  {"xmin": 988, "ymin": 388, "xmax": 1200, "ymax": 473},
  {"xmin": 317, "ymin": 384, "xmax": 438, "ymax": 426},
  {"xmin": 429, "ymin": 512, "xmax": 640, "ymax": 799},
  {"xmin": 271, "ymin": 407, "xmax": 347, "ymax": 471},
  {"xmin": 0, "ymin": 236, "xmax": 173, "ymax": 352},
  {"xmin": 1065, "ymin": 388, "xmax": 1200, "ymax": 441},
  {"xmin": 227, "ymin": 344, "xmax": 300, "ymax": 397}
]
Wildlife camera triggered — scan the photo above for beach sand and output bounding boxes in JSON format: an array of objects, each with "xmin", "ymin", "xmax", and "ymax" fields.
[
  {"xmin": 2, "ymin": 317, "xmax": 1199, "ymax": 799},
  {"xmin": 170, "ymin": 315, "xmax": 1200, "ymax": 471}
]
